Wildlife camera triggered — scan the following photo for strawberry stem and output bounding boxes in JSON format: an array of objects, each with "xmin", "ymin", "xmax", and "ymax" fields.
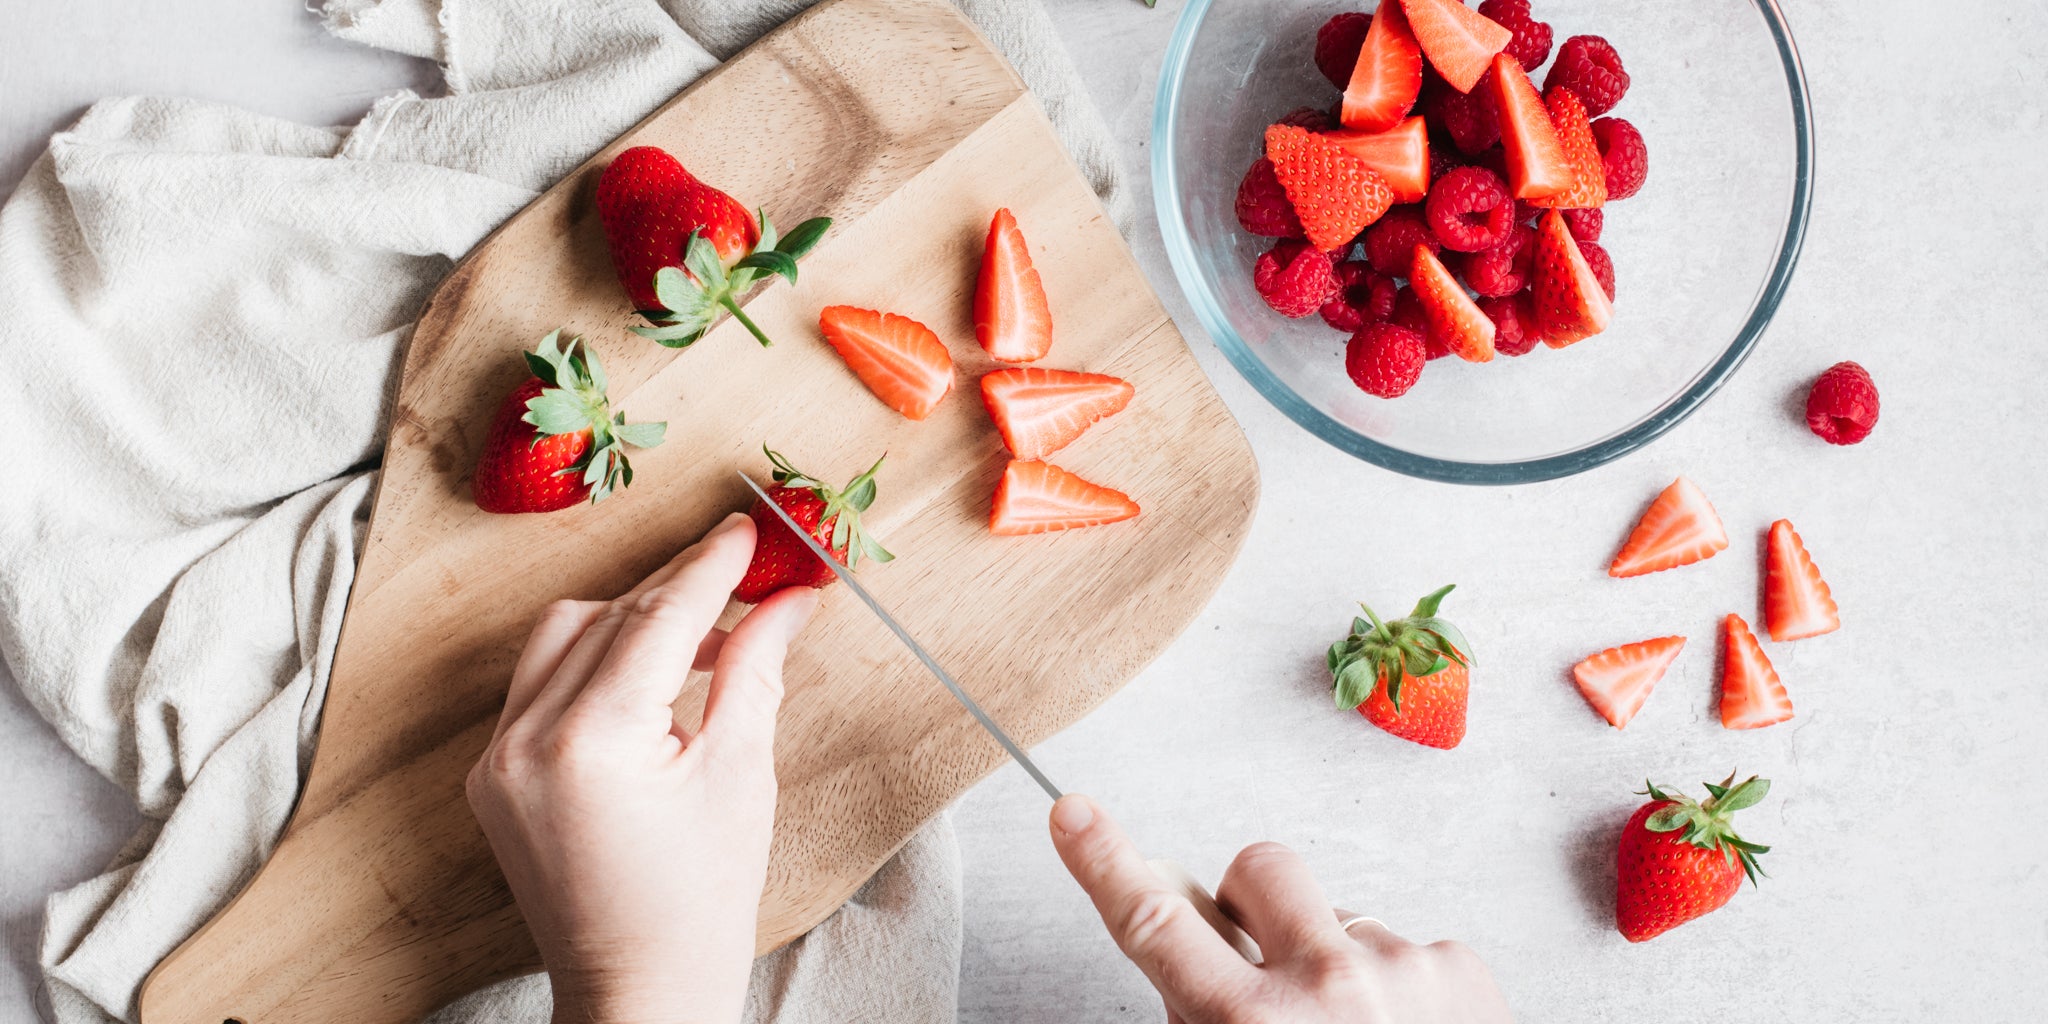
[{"xmin": 722, "ymin": 295, "xmax": 774, "ymax": 348}]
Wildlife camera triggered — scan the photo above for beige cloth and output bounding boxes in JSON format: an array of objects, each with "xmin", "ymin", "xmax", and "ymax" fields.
[{"xmin": 0, "ymin": 1, "xmax": 1122, "ymax": 1021}]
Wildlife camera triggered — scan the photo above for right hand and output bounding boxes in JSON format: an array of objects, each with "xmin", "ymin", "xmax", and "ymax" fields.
[{"xmin": 1049, "ymin": 794, "xmax": 1513, "ymax": 1023}]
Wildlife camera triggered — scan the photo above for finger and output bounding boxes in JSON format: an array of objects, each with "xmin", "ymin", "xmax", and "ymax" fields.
[
  {"xmin": 693, "ymin": 628, "xmax": 730, "ymax": 672},
  {"xmin": 495, "ymin": 599, "xmax": 605, "ymax": 742},
  {"xmin": 1215, "ymin": 842, "xmax": 1350, "ymax": 964},
  {"xmin": 1342, "ymin": 917, "xmax": 1414, "ymax": 959},
  {"xmin": 697, "ymin": 586, "xmax": 819, "ymax": 763},
  {"xmin": 1047, "ymin": 795, "xmax": 1253, "ymax": 1013}
]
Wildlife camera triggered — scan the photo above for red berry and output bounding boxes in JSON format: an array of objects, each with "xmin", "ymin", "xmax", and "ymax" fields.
[
  {"xmin": 1562, "ymin": 206, "xmax": 1603, "ymax": 242},
  {"xmin": 1254, "ymin": 239, "xmax": 1341, "ymax": 318},
  {"xmin": 1236, "ymin": 158, "xmax": 1305, "ymax": 238},
  {"xmin": 1591, "ymin": 117, "xmax": 1648, "ymax": 200},
  {"xmin": 1425, "ymin": 165, "xmax": 1516, "ymax": 253},
  {"xmin": 1346, "ymin": 322, "xmax": 1428, "ymax": 398},
  {"xmin": 1544, "ymin": 35, "xmax": 1630, "ymax": 116},
  {"xmin": 1478, "ymin": 292, "xmax": 1539, "ymax": 355},
  {"xmin": 1321, "ymin": 259, "xmax": 1399, "ymax": 332},
  {"xmin": 1462, "ymin": 222, "xmax": 1536, "ymax": 297},
  {"xmin": 1363, "ymin": 205, "xmax": 1439, "ymax": 276},
  {"xmin": 1277, "ymin": 106, "xmax": 1336, "ymax": 132},
  {"xmin": 1425, "ymin": 74, "xmax": 1501, "ymax": 156},
  {"xmin": 1315, "ymin": 12, "xmax": 1375, "ymax": 90},
  {"xmin": 1391, "ymin": 286, "xmax": 1451, "ymax": 360},
  {"xmin": 1578, "ymin": 240, "xmax": 1617, "ymax": 300},
  {"xmin": 1805, "ymin": 361, "xmax": 1880, "ymax": 445},
  {"xmin": 1478, "ymin": 0, "xmax": 1554, "ymax": 70}
]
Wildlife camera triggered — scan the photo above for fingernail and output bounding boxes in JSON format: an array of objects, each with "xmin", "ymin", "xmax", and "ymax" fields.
[
  {"xmin": 1051, "ymin": 794, "xmax": 1095, "ymax": 835},
  {"xmin": 780, "ymin": 588, "xmax": 822, "ymax": 641},
  {"xmin": 711, "ymin": 510, "xmax": 750, "ymax": 535}
]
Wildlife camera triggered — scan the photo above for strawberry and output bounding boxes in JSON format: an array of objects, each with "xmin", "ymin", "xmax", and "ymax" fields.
[
  {"xmin": 817, "ymin": 306, "xmax": 955, "ymax": 421},
  {"xmin": 472, "ymin": 331, "xmax": 665, "ymax": 515},
  {"xmin": 596, "ymin": 146, "xmax": 831, "ymax": 350},
  {"xmin": 981, "ymin": 368, "xmax": 1134, "ymax": 461},
  {"xmin": 1398, "ymin": 0, "xmax": 1513, "ymax": 94},
  {"xmin": 1328, "ymin": 584, "xmax": 1472, "ymax": 750},
  {"xmin": 1616, "ymin": 773, "xmax": 1772, "ymax": 942},
  {"xmin": 1719, "ymin": 614, "xmax": 1793, "ymax": 729},
  {"xmin": 1529, "ymin": 87, "xmax": 1608, "ymax": 210},
  {"xmin": 1489, "ymin": 54, "xmax": 1573, "ymax": 200},
  {"xmin": 1609, "ymin": 477, "xmax": 1729, "ymax": 578},
  {"xmin": 1765, "ymin": 519, "xmax": 1840, "ymax": 641},
  {"xmin": 1264, "ymin": 124, "xmax": 1396, "ymax": 252},
  {"xmin": 1341, "ymin": 0, "xmax": 1424, "ymax": 133},
  {"xmin": 1410, "ymin": 244, "xmax": 1496, "ymax": 362},
  {"xmin": 1571, "ymin": 635, "xmax": 1685, "ymax": 729},
  {"xmin": 975, "ymin": 208, "xmax": 1055, "ymax": 363},
  {"xmin": 1532, "ymin": 208, "xmax": 1614, "ymax": 346},
  {"xmin": 1326, "ymin": 116, "xmax": 1433, "ymax": 204},
  {"xmin": 734, "ymin": 448, "xmax": 892, "ymax": 605},
  {"xmin": 989, "ymin": 460, "xmax": 1139, "ymax": 536}
]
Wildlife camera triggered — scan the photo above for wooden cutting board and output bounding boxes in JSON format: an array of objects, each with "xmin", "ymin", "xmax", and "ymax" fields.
[{"xmin": 137, "ymin": 1, "xmax": 1256, "ymax": 1022}]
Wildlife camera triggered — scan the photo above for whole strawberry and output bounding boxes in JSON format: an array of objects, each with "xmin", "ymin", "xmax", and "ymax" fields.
[
  {"xmin": 735, "ymin": 448, "xmax": 893, "ymax": 604},
  {"xmin": 1616, "ymin": 773, "xmax": 1772, "ymax": 942},
  {"xmin": 473, "ymin": 331, "xmax": 666, "ymax": 514},
  {"xmin": 1328, "ymin": 585, "xmax": 1472, "ymax": 749}
]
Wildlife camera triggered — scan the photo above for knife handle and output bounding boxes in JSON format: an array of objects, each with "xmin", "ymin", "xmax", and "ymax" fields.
[{"xmin": 1147, "ymin": 859, "xmax": 1260, "ymax": 963}]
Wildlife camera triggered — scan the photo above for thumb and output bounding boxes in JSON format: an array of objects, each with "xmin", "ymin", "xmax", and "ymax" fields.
[{"xmin": 699, "ymin": 586, "xmax": 820, "ymax": 762}]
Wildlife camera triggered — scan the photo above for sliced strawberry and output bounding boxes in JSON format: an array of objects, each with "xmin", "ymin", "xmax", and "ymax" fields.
[
  {"xmin": 1572, "ymin": 636, "xmax": 1686, "ymax": 729},
  {"xmin": 1609, "ymin": 477, "xmax": 1729, "ymax": 578},
  {"xmin": 1399, "ymin": 0, "xmax": 1513, "ymax": 93},
  {"xmin": 818, "ymin": 306, "xmax": 955, "ymax": 421},
  {"xmin": 1720, "ymin": 614, "xmax": 1794, "ymax": 729},
  {"xmin": 1326, "ymin": 116, "xmax": 1432, "ymax": 204},
  {"xmin": 1490, "ymin": 53, "xmax": 1573, "ymax": 200},
  {"xmin": 1410, "ymin": 244, "xmax": 1495, "ymax": 362},
  {"xmin": 975, "ymin": 208, "xmax": 1054, "ymax": 363},
  {"xmin": 1265, "ymin": 124, "xmax": 1396, "ymax": 252},
  {"xmin": 990, "ymin": 460, "xmax": 1140, "ymax": 536},
  {"xmin": 1765, "ymin": 519, "xmax": 1841, "ymax": 641},
  {"xmin": 1532, "ymin": 208, "xmax": 1613, "ymax": 346},
  {"xmin": 1342, "ymin": 1, "xmax": 1425, "ymax": 133},
  {"xmin": 1530, "ymin": 87, "xmax": 1607, "ymax": 210},
  {"xmin": 981, "ymin": 368, "xmax": 1134, "ymax": 461}
]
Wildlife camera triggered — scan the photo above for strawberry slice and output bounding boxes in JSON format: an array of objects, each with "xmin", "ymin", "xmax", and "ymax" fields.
[
  {"xmin": 1609, "ymin": 477, "xmax": 1729, "ymax": 578},
  {"xmin": 1572, "ymin": 636, "xmax": 1686, "ymax": 729},
  {"xmin": 990, "ymin": 460, "xmax": 1140, "ymax": 536},
  {"xmin": 1410, "ymin": 244, "xmax": 1496, "ymax": 362},
  {"xmin": 1342, "ymin": 1, "xmax": 1425, "ymax": 133},
  {"xmin": 818, "ymin": 306, "xmax": 955, "ymax": 421},
  {"xmin": 1720, "ymin": 614, "xmax": 1794, "ymax": 729},
  {"xmin": 1532, "ymin": 208, "xmax": 1613, "ymax": 346},
  {"xmin": 981, "ymin": 368, "xmax": 1135, "ymax": 461},
  {"xmin": 1530, "ymin": 87, "xmax": 1608, "ymax": 210},
  {"xmin": 1765, "ymin": 519, "xmax": 1841, "ymax": 641},
  {"xmin": 1265, "ymin": 124, "xmax": 1396, "ymax": 252},
  {"xmin": 975, "ymin": 208, "xmax": 1054, "ymax": 363},
  {"xmin": 1490, "ymin": 53, "xmax": 1572, "ymax": 200},
  {"xmin": 1399, "ymin": 0, "xmax": 1513, "ymax": 93},
  {"xmin": 1326, "ymin": 116, "xmax": 1432, "ymax": 204}
]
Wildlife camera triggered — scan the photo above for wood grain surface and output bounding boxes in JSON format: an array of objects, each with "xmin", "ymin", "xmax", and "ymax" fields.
[{"xmin": 137, "ymin": 1, "xmax": 1257, "ymax": 1021}]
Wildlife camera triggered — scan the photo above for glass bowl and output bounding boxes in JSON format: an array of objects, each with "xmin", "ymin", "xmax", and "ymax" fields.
[{"xmin": 1153, "ymin": 0, "xmax": 1813, "ymax": 483}]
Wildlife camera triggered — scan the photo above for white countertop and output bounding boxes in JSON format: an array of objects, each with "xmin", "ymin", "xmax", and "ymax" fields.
[{"xmin": 5, "ymin": 1, "xmax": 2046, "ymax": 1021}]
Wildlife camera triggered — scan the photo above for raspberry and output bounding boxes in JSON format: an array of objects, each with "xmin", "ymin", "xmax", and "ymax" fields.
[
  {"xmin": 1236, "ymin": 158, "xmax": 1305, "ymax": 238},
  {"xmin": 1426, "ymin": 76, "xmax": 1501, "ymax": 156},
  {"xmin": 1478, "ymin": 292, "xmax": 1539, "ymax": 356},
  {"xmin": 1562, "ymin": 206, "xmax": 1603, "ymax": 242},
  {"xmin": 1544, "ymin": 36, "xmax": 1630, "ymax": 117},
  {"xmin": 1391, "ymin": 287, "xmax": 1452, "ymax": 360},
  {"xmin": 1346, "ymin": 322, "xmax": 1428, "ymax": 398},
  {"xmin": 1577, "ymin": 240, "xmax": 1617, "ymax": 300},
  {"xmin": 1315, "ymin": 12, "xmax": 1373, "ymax": 90},
  {"xmin": 1805, "ymin": 361, "xmax": 1880, "ymax": 445},
  {"xmin": 1253, "ymin": 239, "xmax": 1341, "ymax": 318},
  {"xmin": 1429, "ymin": 144, "xmax": 1465, "ymax": 184},
  {"xmin": 1321, "ymin": 259, "xmax": 1398, "ymax": 332},
  {"xmin": 1462, "ymin": 223, "xmax": 1536, "ymax": 297},
  {"xmin": 1425, "ymin": 166, "xmax": 1516, "ymax": 253},
  {"xmin": 1478, "ymin": 0, "xmax": 1554, "ymax": 70},
  {"xmin": 1276, "ymin": 106, "xmax": 1335, "ymax": 132},
  {"xmin": 1363, "ymin": 206, "xmax": 1438, "ymax": 276},
  {"xmin": 1591, "ymin": 117, "xmax": 1648, "ymax": 200}
]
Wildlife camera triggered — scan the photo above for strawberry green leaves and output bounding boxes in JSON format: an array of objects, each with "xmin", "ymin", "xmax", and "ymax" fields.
[
  {"xmin": 1328, "ymin": 583, "xmax": 1472, "ymax": 712},
  {"xmin": 521, "ymin": 329, "xmax": 664, "ymax": 504},
  {"xmin": 634, "ymin": 209, "xmax": 833, "ymax": 349},
  {"xmin": 1641, "ymin": 772, "xmax": 1772, "ymax": 884},
  {"xmin": 765, "ymin": 445, "xmax": 894, "ymax": 569}
]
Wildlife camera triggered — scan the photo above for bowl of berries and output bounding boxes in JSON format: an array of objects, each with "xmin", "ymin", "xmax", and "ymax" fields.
[{"xmin": 1152, "ymin": 0, "xmax": 1812, "ymax": 483}]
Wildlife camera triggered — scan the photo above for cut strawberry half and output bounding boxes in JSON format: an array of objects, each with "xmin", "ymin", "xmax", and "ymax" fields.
[
  {"xmin": 1532, "ymin": 208, "xmax": 1613, "ymax": 346},
  {"xmin": 1326, "ymin": 116, "xmax": 1432, "ymax": 204},
  {"xmin": 1529, "ymin": 87, "xmax": 1608, "ymax": 210},
  {"xmin": 1720, "ymin": 614, "xmax": 1794, "ymax": 729},
  {"xmin": 1765, "ymin": 519, "xmax": 1841, "ymax": 641},
  {"xmin": 818, "ymin": 306, "xmax": 955, "ymax": 421},
  {"xmin": 981, "ymin": 368, "xmax": 1134, "ymax": 461},
  {"xmin": 1490, "ymin": 53, "xmax": 1573, "ymax": 200},
  {"xmin": 975, "ymin": 208, "xmax": 1054, "ymax": 363},
  {"xmin": 1610, "ymin": 477, "xmax": 1730, "ymax": 578},
  {"xmin": 1265, "ymin": 124, "xmax": 1396, "ymax": 252},
  {"xmin": 990, "ymin": 460, "xmax": 1140, "ymax": 536},
  {"xmin": 1572, "ymin": 636, "xmax": 1685, "ymax": 729},
  {"xmin": 1410, "ymin": 244, "xmax": 1496, "ymax": 362},
  {"xmin": 1342, "ymin": 1, "xmax": 1425, "ymax": 133},
  {"xmin": 1399, "ymin": 0, "xmax": 1513, "ymax": 93}
]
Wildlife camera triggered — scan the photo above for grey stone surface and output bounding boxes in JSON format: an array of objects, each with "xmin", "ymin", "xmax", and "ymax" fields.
[{"xmin": 4, "ymin": 0, "xmax": 2046, "ymax": 1022}]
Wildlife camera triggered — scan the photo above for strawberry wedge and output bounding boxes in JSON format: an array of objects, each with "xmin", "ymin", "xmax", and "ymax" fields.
[
  {"xmin": 1765, "ymin": 519, "xmax": 1841, "ymax": 641},
  {"xmin": 990, "ymin": 460, "xmax": 1139, "ymax": 536},
  {"xmin": 818, "ymin": 306, "xmax": 955, "ymax": 420},
  {"xmin": 1572, "ymin": 636, "xmax": 1686, "ymax": 729},
  {"xmin": 1326, "ymin": 116, "xmax": 1432, "ymax": 204},
  {"xmin": 1530, "ymin": 87, "xmax": 1608, "ymax": 210},
  {"xmin": 1400, "ymin": 0, "xmax": 1513, "ymax": 93},
  {"xmin": 1342, "ymin": 1, "xmax": 1425, "ymax": 133},
  {"xmin": 1411, "ymin": 244, "xmax": 1495, "ymax": 362},
  {"xmin": 1532, "ymin": 208, "xmax": 1613, "ymax": 346},
  {"xmin": 976, "ymin": 208, "xmax": 1054, "ymax": 363},
  {"xmin": 1720, "ymin": 614, "xmax": 1794, "ymax": 729},
  {"xmin": 1610, "ymin": 477, "xmax": 1729, "ymax": 578},
  {"xmin": 982, "ymin": 368, "xmax": 1134, "ymax": 462},
  {"xmin": 1491, "ymin": 53, "xmax": 1573, "ymax": 200}
]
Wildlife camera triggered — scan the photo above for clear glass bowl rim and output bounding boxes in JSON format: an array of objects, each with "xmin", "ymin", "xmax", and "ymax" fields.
[{"xmin": 1150, "ymin": 0, "xmax": 1816, "ymax": 485}]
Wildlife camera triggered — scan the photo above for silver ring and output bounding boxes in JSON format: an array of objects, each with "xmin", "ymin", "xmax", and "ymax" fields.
[{"xmin": 1337, "ymin": 914, "xmax": 1385, "ymax": 934}]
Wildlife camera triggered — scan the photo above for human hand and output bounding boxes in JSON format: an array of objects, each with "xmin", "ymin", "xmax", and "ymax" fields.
[
  {"xmin": 1049, "ymin": 795, "xmax": 1513, "ymax": 1023},
  {"xmin": 466, "ymin": 512, "xmax": 820, "ymax": 1024}
]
